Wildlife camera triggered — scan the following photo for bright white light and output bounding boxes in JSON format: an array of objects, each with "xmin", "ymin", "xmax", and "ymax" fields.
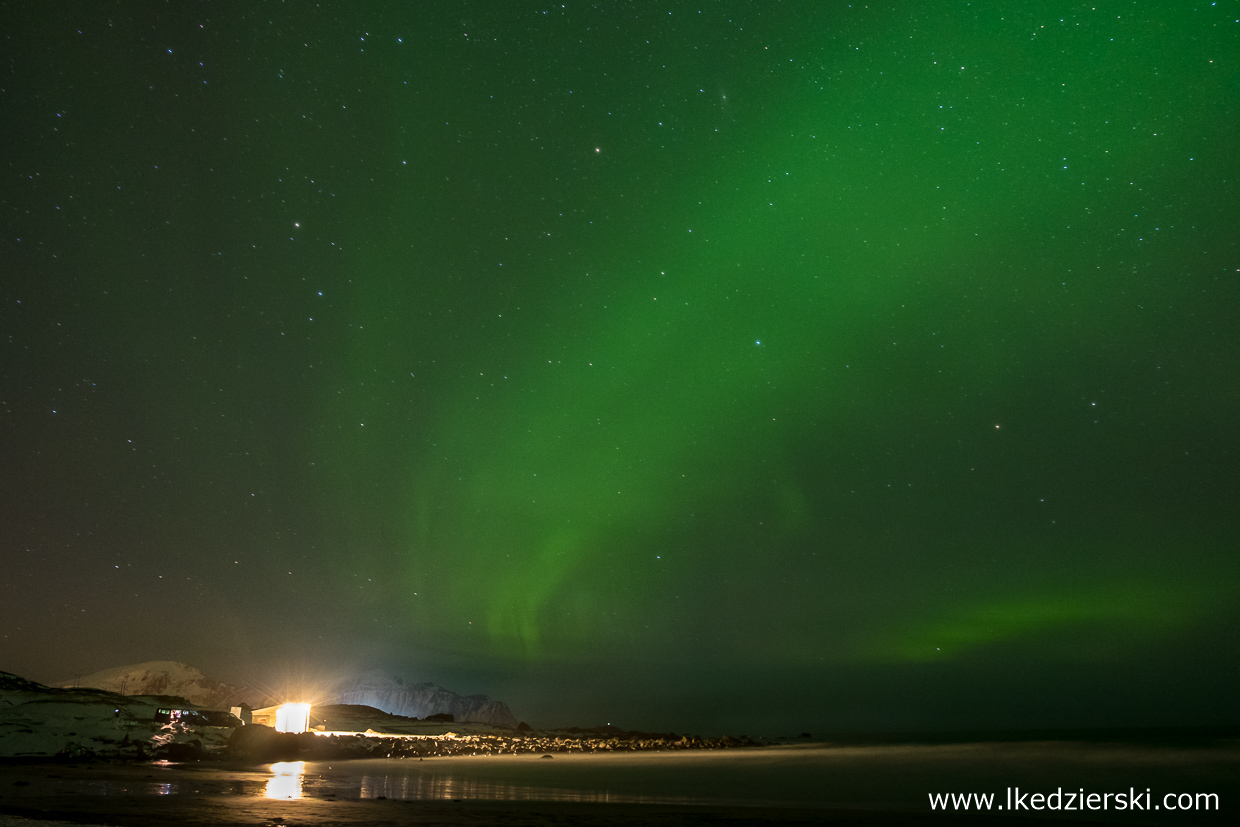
[
  {"xmin": 274, "ymin": 703, "xmax": 311, "ymax": 734},
  {"xmin": 266, "ymin": 761, "xmax": 305, "ymax": 800}
]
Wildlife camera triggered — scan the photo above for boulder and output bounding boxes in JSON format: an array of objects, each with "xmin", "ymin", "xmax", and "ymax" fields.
[{"xmin": 226, "ymin": 725, "xmax": 306, "ymax": 762}]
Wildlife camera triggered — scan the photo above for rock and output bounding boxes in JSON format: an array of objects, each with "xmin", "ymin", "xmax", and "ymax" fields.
[
  {"xmin": 225, "ymin": 724, "xmax": 304, "ymax": 762},
  {"xmin": 159, "ymin": 740, "xmax": 203, "ymax": 762}
]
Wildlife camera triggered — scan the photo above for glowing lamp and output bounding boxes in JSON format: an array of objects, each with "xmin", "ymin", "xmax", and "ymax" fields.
[{"xmin": 274, "ymin": 703, "xmax": 311, "ymax": 734}]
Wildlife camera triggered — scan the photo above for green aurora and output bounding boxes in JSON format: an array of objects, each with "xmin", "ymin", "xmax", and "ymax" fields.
[{"xmin": 2, "ymin": 1, "xmax": 1237, "ymax": 731}]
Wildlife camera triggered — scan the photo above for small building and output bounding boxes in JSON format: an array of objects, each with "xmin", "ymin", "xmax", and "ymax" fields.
[{"xmin": 250, "ymin": 703, "xmax": 314, "ymax": 733}]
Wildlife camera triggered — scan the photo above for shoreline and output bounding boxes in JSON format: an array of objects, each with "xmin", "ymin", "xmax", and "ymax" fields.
[
  {"xmin": 4, "ymin": 741, "xmax": 1238, "ymax": 826},
  {"xmin": 0, "ymin": 758, "xmax": 1041, "ymax": 827},
  {"xmin": 224, "ymin": 725, "xmax": 766, "ymax": 763},
  {"xmin": 0, "ymin": 759, "xmax": 898, "ymax": 827}
]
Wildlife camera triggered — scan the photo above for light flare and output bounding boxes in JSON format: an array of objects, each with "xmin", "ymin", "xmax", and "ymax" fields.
[{"xmin": 275, "ymin": 702, "xmax": 311, "ymax": 734}]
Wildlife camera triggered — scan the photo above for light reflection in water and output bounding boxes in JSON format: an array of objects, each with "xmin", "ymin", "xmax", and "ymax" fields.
[
  {"xmin": 265, "ymin": 761, "xmax": 305, "ymax": 800},
  {"xmin": 355, "ymin": 772, "xmax": 692, "ymax": 804}
]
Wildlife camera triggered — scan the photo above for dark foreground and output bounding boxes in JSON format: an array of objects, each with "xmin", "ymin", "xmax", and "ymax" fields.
[
  {"xmin": 2, "ymin": 740, "xmax": 1237, "ymax": 827},
  {"xmin": 0, "ymin": 759, "xmax": 1111, "ymax": 827},
  {"xmin": 0, "ymin": 763, "xmax": 989, "ymax": 827}
]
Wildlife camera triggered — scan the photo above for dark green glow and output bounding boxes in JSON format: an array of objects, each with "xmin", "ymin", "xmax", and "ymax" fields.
[
  {"xmin": 872, "ymin": 579, "xmax": 1214, "ymax": 663},
  {"xmin": 4, "ymin": 1, "xmax": 1236, "ymax": 730},
  {"xmin": 309, "ymin": 4, "xmax": 1237, "ymax": 664}
]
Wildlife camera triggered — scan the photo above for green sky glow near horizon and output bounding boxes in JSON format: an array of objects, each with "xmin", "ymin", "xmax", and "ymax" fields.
[{"xmin": 3, "ymin": 1, "xmax": 1237, "ymax": 732}]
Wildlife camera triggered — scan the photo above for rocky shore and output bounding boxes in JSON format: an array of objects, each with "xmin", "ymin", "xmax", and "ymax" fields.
[{"xmin": 226, "ymin": 723, "xmax": 763, "ymax": 763}]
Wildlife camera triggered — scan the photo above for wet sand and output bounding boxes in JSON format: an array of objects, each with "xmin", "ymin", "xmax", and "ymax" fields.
[
  {"xmin": 0, "ymin": 760, "xmax": 1038, "ymax": 827},
  {"xmin": 6, "ymin": 740, "xmax": 1238, "ymax": 827}
]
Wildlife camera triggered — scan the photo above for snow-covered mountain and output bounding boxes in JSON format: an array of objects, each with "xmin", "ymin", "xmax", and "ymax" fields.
[
  {"xmin": 58, "ymin": 661, "xmax": 255, "ymax": 709},
  {"xmin": 329, "ymin": 670, "xmax": 518, "ymax": 728}
]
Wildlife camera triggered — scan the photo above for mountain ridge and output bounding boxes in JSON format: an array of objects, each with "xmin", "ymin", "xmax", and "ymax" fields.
[
  {"xmin": 328, "ymin": 669, "xmax": 518, "ymax": 728},
  {"xmin": 57, "ymin": 661, "xmax": 255, "ymax": 709}
]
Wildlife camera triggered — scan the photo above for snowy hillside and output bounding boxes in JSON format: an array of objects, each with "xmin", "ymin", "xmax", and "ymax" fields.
[
  {"xmin": 58, "ymin": 661, "xmax": 255, "ymax": 708},
  {"xmin": 0, "ymin": 671, "xmax": 233, "ymax": 759}
]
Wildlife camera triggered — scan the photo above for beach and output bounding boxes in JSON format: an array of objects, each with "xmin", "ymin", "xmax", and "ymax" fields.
[
  {"xmin": 2, "ymin": 741, "xmax": 1236, "ymax": 826},
  {"xmin": 0, "ymin": 758, "xmax": 901, "ymax": 827}
]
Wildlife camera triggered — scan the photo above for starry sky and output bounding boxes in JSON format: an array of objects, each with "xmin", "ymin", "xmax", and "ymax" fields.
[{"xmin": 2, "ymin": 1, "xmax": 1237, "ymax": 734}]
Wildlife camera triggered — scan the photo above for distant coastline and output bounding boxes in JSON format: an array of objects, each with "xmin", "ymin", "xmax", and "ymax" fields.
[{"xmin": 0, "ymin": 668, "xmax": 764, "ymax": 763}]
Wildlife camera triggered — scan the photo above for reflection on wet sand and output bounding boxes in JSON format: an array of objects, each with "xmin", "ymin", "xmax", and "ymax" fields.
[
  {"xmin": 264, "ymin": 761, "xmax": 304, "ymax": 800},
  {"xmin": 354, "ymin": 771, "xmax": 698, "ymax": 805},
  {"xmin": 1, "ymin": 743, "xmax": 1236, "ymax": 827},
  {"xmin": 252, "ymin": 756, "xmax": 705, "ymax": 806}
]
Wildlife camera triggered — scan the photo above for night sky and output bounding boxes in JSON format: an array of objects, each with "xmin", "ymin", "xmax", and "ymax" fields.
[{"xmin": 3, "ymin": 1, "xmax": 1237, "ymax": 735}]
